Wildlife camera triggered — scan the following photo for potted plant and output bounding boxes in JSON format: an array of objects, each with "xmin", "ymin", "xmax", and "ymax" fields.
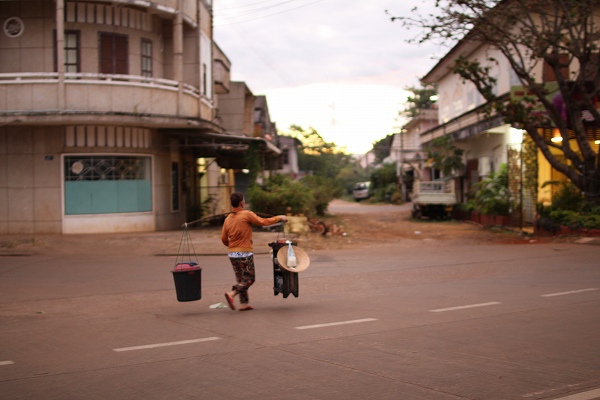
[{"xmin": 468, "ymin": 163, "xmax": 511, "ymax": 226}]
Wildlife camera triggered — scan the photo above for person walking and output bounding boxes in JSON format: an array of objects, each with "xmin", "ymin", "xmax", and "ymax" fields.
[{"xmin": 221, "ymin": 192, "xmax": 287, "ymax": 311}]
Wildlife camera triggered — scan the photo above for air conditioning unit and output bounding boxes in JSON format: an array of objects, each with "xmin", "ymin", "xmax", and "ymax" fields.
[{"xmin": 478, "ymin": 156, "xmax": 491, "ymax": 177}]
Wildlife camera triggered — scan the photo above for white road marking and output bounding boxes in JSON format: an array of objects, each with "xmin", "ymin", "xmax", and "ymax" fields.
[
  {"xmin": 541, "ymin": 288, "xmax": 598, "ymax": 297},
  {"xmin": 430, "ymin": 302, "xmax": 501, "ymax": 313},
  {"xmin": 0, "ymin": 361, "xmax": 14, "ymax": 366},
  {"xmin": 552, "ymin": 388, "xmax": 600, "ymax": 400},
  {"xmin": 295, "ymin": 318, "xmax": 378, "ymax": 330},
  {"xmin": 113, "ymin": 337, "xmax": 220, "ymax": 352}
]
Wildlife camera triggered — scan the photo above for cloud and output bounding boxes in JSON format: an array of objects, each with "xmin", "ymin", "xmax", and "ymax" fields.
[{"xmin": 213, "ymin": 0, "xmax": 441, "ymax": 153}]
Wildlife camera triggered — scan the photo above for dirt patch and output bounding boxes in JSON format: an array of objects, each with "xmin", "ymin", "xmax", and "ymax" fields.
[
  {"xmin": 297, "ymin": 208, "xmax": 553, "ymax": 251},
  {"xmin": 0, "ymin": 206, "xmax": 570, "ymax": 257}
]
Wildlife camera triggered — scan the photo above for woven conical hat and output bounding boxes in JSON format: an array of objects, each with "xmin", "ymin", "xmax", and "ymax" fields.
[{"xmin": 276, "ymin": 245, "xmax": 310, "ymax": 272}]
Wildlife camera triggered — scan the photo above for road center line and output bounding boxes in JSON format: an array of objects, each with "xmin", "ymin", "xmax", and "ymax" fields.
[
  {"xmin": 541, "ymin": 288, "xmax": 598, "ymax": 297},
  {"xmin": 295, "ymin": 318, "xmax": 378, "ymax": 330},
  {"xmin": 113, "ymin": 337, "xmax": 220, "ymax": 352},
  {"xmin": 0, "ymin": 361, "xmax": 14, "ymax": 366},
  {"xmin": 430, "ymin": 302, "xmax": 501, "ymax": 313},
  {"xmin": 552, "ymin": 388, "xmax": 600, "ymax": 400}
]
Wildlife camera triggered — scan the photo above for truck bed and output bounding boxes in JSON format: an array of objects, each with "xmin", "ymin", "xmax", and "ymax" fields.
[{"xmin": 412, "ymin": 180, "xmax": 456, "ymax": 206}]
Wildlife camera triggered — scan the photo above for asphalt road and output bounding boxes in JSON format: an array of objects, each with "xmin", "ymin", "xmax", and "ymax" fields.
[{"xmin": 1, "ymin": 204, "xmax": 600, "ymax": 399}]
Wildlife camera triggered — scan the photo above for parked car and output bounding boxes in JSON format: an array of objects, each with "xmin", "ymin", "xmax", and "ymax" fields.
[{"xmin": 352, "ymin": 181, "xmax": 371, "ymax": 201}]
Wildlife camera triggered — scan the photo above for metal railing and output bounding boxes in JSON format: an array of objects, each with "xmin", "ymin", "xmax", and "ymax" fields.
[{"xmin": 0, "ymin": 72, "xmax": 201, "ymax": 99}]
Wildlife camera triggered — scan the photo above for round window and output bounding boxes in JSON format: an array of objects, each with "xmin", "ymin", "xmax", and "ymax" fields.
[{"xmin": 4, "ymin": 17, "xmax": 24, "ymax": 38}]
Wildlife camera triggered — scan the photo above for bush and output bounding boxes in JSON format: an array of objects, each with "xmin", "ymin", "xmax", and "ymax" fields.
[
  {"xmin": 248, "ymin": 175, "xmax": 313, "ymax": 216},
  {"xmin": 537, "ymin": 182, "xmax": 600, "ymax": 230},
  {"xmin": 370, "ymin": 183, "xmax": 400, "ymax": 203},
  {"xmin": 467, "ymin": 163, "xmax": 511, "ymax": 216},
  {"xmin": 248, "ymin": 174, "xmax": 340, "ymax": 217},
  {"xmin": 369, "ymin": 163, "xmax": 398, "ymax": 203},
  {"xmin": 301, "ymin": 175, "xmax": 342, "ymax": 216}
]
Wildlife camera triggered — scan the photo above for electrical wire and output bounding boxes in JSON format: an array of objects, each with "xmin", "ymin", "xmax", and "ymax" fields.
[
  {"xmin": 214, "ymin": 0, "xmax": 326, "ymax": 27},
  {"xmin": 216, "ymin": 0, "xmax": 304, "ymax": 13}
]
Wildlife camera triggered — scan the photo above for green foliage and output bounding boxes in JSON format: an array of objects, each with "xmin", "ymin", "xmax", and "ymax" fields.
[
  {"xmin": 425, "ymin": 136, "xmax": 464, "ymax": 177},
  {"xmin": 522, "ymin": 135, "xmax": 539, "ymax": 204},
  {"xmin": 540, "ymin": 181, "xmax": 584, "ymax": 212},
  {"xmin": 336, "ymin": 165, "xmax": 370, "ymax": 195},
  {"xmin": 248, "ymin": 174, "xmax": 341, "ymax": 217},
  {"xmin": 403, "ymin": 83, "xmax": 438, "ymax": 118},
  {"xmin": 248, "ymin": 175, "xmax": 313, "ymax": 216},
  {"xmin": 467, "ymin": 163, "xmax": 511, "ymax": 216},
  {"xmin": 301, "ymin": 175, "xmax": 342, "ymax": 216},
  {"xmin": 286, "ymin": 125, "xmax": 354, "ymax": 180},
  {"xmin": 369, "ymin": 163, "xmax": 399, "ymax": 203},
  {"xmin": 371, "ymin": 135, "xmax": 394, "ymax": 164},
  {"xmin": 547, "ymin": 210, "xmax": 600, "ymax": 230},
  {"xmin": 536, "ymin": 182, "xmax": 600, "ymax": 230}
]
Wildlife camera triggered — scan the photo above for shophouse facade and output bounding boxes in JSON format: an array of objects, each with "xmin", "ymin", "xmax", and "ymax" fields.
[{"xmin": 0, "ymin": 0, "xmax": 280, "ymax": 234}]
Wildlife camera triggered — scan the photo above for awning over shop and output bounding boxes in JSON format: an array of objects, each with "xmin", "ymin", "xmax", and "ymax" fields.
[{"xmin": 169, "ymin": 130, "xmax": 282, "ymax": 169}]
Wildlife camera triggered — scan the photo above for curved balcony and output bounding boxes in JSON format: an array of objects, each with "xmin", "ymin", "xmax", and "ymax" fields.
[{"xmin": 0, "ymin": 72, "xmax": 215, "ymax": 127}]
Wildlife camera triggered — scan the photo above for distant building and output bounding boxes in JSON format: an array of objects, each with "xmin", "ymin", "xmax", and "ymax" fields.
[{"xmin": 276, "ymin": 135, "xmax": 301, "ymax": 179}]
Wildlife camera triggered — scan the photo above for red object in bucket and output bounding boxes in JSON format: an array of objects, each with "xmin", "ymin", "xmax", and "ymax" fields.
[{"xmin": 173, "ymin": 262, "xmax": 199, "ymax": 271}]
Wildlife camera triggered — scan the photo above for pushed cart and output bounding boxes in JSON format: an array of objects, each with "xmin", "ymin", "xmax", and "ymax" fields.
[
  {"xmin": 269, "ymin": 239, "xmax": 299, "ymax": 298},
  {"xmin": 268, "ymin": 237, "xmax": 310, "ymax": 298}
]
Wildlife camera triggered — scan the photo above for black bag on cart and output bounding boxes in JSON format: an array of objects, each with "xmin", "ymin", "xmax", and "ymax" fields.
[{"xmin": 269, "ymin": 240, "xmax": 299, "ymax": 298}]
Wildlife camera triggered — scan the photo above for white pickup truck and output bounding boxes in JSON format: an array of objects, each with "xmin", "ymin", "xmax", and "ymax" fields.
[{"xmin": 411, "ymin": 178, "xmax": 457, "ymax": 219}]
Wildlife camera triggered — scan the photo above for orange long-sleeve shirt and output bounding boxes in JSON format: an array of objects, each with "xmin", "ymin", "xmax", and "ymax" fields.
[{"xmin": 221, "ymin": 208, "xmax": 282, "ymax": 252}]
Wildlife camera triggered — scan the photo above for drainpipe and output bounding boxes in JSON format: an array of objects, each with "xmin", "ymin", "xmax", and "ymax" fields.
[
  {"xmin": 174, "ymin": 0, "xmax": 183, "ymax": 116},
  {"xmin": 56, "ymin": 0, "xmax": 65, "ymax": 109}
]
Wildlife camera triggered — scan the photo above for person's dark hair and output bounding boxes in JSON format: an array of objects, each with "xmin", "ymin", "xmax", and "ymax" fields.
[{"xmin": 230, "ymin": 192, "xmax": 244, "ymax": 207}]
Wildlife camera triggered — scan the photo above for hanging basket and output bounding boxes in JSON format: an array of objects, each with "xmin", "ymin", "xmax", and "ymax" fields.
[{"xmin": 171, "ymin": 224, "xmax": 202, "ymax": 302}]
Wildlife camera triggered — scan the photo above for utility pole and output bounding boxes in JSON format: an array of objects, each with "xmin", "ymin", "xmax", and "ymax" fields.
[{"xmin": 399, "ymin": 128, "xmax": 406, "ymax": 202}]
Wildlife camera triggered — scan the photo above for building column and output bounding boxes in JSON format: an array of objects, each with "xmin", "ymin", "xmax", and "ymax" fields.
[
  {"xmin": 56, "ymin": 0, "xmax": 65, "ymax": 109},
  {"xmin": 173, "ymin": 0, "xmax": 184, "ymax": 116}
]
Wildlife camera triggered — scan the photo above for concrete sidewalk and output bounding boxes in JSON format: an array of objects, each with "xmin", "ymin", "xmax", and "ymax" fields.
[{"xmin": 0, "ymin": 226, "xmax": 290, "ymax": 258}]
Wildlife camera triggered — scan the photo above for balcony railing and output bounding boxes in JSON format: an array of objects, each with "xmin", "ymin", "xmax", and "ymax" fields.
[{"xmin": 0, "ymin": 72, "xmax": 208, "ymax": 120}]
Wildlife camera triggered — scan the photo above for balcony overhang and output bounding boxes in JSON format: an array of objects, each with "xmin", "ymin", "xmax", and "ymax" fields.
[
  {"xmin": 0, "ymin": 111, "xmax": 223, "ymax": 132},
  {"xmin": 110, "ymin": 0, "xmax": 198, "ymax": 27}
]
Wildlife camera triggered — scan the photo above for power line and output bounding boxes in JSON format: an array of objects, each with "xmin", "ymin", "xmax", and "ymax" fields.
[
  {"xmin": 214, "ymin": 0, "xmax": 326, "ymax": 27},
  {"xmin": 216, "ymin": 0, "xmax": 303, "ymax": 13}
]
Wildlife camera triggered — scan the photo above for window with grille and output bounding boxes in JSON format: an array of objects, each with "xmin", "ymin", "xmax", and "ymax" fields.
[
  {"xmin": 53, "ymin": 30, "xmax": 80, "ymax": 73},
  {"xmin": 64, "ymin": 156, "xmax": 152, "ymax": 214},
  {"xmin": 141, "ymin": 39, "xmax": 152, "ymax": 77},
  {"xmin": 65, "ymin": 31, "xmax": 80, "ymax": 73},
  {"xmin": 99, "ymin": 32, "xmax": 128, "ymax": 75}
]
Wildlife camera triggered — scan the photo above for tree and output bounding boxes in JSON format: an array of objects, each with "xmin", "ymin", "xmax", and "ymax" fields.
[
  {"xmin": 426, "ymin": 135, "xmax": 465, "ymax": 178},
  {"xmin": 286, "ymin": 125, "xmax": 352, "ymax": 179},
  {"xmin": 389, "ymin": 0, "xmax": 600, "ymax": 204},
  {"xmin": 369, "ymin": 162, "xmax": 399, "ymax": 203},
  {"xmin": 372, "ymin": 134, "xmax": 394, "ymax": 164},
  {"xmin": 403, "ymin": 83, "xmax": 438, "ymax": 118}
]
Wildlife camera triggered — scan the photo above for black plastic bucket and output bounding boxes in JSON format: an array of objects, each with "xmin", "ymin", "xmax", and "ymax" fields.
[{"xmin": 172, "ymin": 264, "xmax": 202, "ymax": 302}]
